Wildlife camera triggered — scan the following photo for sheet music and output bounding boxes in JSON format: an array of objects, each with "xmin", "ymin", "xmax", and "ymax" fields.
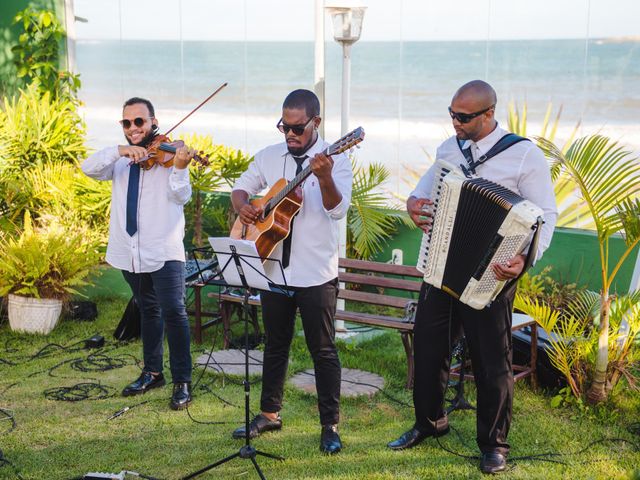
[{"xmin": 208, "ymin": 237, "xmax": 285, "ymax": 290}]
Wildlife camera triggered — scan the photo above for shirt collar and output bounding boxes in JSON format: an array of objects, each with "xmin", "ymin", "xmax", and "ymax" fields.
[{"xmin": 462, "ymin": 123, "xmax": 506, "ymax": 154}]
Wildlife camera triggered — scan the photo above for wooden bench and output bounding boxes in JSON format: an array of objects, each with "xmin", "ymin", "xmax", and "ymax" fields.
[{"xmin": 203, "ymin": 257, "xmax": 538, "ymax": 389}]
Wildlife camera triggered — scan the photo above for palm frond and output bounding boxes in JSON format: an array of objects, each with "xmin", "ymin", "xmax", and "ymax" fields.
[
  {"xmin": 565, "ymin": 289, "xmax": 600, "ymax": 323},
  {"xmin": 539, "ymin": 135, "xmax": 640, "ymax": 237},
  {"xmin": 348, "ymin": 159, "xmax": 411, "ymax": 260}
]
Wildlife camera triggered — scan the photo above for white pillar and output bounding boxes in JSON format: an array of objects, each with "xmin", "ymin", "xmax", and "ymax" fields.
[
  {"xmin": 335, "ymin": 42, "xmax": 352, "ymax": 333},
  {"xmin": 314, "ymin": 0, "xmax": 326, "ymax": 139},
  {"xmin": 63, "ymin": 0, "xmax": 76, "ymax": 72}
]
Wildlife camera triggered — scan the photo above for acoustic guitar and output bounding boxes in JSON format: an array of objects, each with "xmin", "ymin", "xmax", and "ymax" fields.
[{"xmin": 230, "ymin": 126, "xmax": 365, "ymax": 261}]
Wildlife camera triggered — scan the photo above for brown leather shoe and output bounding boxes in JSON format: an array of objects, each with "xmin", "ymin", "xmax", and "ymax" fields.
[
  {"xmin": 232, "ymin": 414, "xmax": 282, "ymax": 439},
  {"xmin": 387, "ymin": 424, "xmax": 450, "ymax": 450},
  {"xmin": 480, "ymin": 452, "xmax": 507, "ymax": 474}
]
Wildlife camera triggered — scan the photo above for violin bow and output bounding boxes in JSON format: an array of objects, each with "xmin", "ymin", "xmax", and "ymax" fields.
[{"xmin": 163, "ymin": 82, "xmax": 228, "ymax": 136}]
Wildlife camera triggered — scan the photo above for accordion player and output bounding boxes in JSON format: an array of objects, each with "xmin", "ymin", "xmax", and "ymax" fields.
[{"xmin": 416, "ymin": 159, "xmax": 544, "ymax": 310}]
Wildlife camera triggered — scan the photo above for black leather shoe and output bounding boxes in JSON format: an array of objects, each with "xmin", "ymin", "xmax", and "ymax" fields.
[
  {"xmin": 387, "ymin": 424, "xmax": 450, "ymax": 450},
  {"xmin": 232, "ymin": 414, "xmax": 282, "ymax": 439},
  {"xmin": 170, "ymin": 382, "xmax": 192, "ymax": 410},
  {"xmin": 122, "ymin": 372, "xmax": 166, "ymax": 396},
  {"xmin": 480, "ymin": 452, "xmax": 507, "ymax": 474},
  {"xmin": 320, "ymin": 424, "xmax": 342, "ymax": 454}
]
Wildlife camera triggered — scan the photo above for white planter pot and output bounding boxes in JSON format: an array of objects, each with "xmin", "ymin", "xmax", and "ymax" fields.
[{"xmin": 7, "ymin": 294, "xmax": 63, "ymax": 335}]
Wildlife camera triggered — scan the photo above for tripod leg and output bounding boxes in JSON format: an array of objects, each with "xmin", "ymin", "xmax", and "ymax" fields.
[
  {"xmin": 250, "ymin": 456, "xmax": 267, "ymax": 480},
  {"xmin": 180, "ymin": 452, "xmax": 241, "ymax": 479},
  {"xmin": 447, "ymin": 340, "xmax": 475, "ymax": 414},
  {"xmin": 255, "ymin": 449, "xmax": 285, "ymax": 461}
]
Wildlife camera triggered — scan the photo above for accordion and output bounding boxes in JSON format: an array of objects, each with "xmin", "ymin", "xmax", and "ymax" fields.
[{"xmin": 416, "ymin": 160, "xmax": 543, "ymax": 310}]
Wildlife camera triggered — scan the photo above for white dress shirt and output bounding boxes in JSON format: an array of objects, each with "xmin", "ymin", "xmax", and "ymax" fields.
[
  {"xmin": 411, "ymin": 124, "xmax": 557, "ymax": 260},
  {"xmin": 82, "ymin": 145, "xmax": 192, "ymax": 273},
  {"xmin": 232, "ymin": 137, "xmax": 352, "ymax": 288}
]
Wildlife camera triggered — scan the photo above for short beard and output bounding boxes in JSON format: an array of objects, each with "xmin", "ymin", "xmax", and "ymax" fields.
[
  {"xmin": 127, "ymin": 130, "xmax": 156, "ymax": 147},
  {"xmin": 287, "ymin": 132, "xmax": 317, "ymax": 157},
  {"xmin": 287, "ymin": 145, "xmax": 307, "ymax": 156}
]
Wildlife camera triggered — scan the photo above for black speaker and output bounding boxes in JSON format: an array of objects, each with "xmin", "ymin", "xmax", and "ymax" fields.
[
  {"xmin": 513, "ymin": 326, "xmax": 566, "ymax": 390},
  {"xmin": 66, "ymin": 301, "xmax": 98, "ymax": 321},
  {"xmin": 113, "ymin": 297, "xmax": 141, "ymax": 341}
]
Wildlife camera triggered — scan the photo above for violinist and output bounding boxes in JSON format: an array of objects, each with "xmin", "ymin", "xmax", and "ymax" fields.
[{"xmin": 82, "ymin": 97, "xmax": 197, "ymax": 410}]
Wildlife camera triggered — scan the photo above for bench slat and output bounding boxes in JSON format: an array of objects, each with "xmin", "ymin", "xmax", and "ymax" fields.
[
  {"xmin": 338, "ymin": 289, "xmax": 414, "ymax": 309},
  {"xmin": 339, "ymin": 271, "xmax": 421, "ymax": 292},
  {"xmin": 339, "ymin": 258, "xmax": 422, "ymax": 278},
  {"xmin": 335, "ymin": 310, "xmax": 413, "ymax": 331}
]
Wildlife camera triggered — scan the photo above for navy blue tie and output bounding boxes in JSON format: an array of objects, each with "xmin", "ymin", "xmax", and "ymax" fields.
[
  {"xmin": 126, "ymin": 163, "xmax": 140, "ymax": 236},
  {"xmin": 281, "ymin": 155, "xmax": 307, "ymax": 268}
]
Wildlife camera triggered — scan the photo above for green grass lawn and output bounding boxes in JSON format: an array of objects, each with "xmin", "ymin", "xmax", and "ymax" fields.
[{"xmin": 1, "ymin": 295, "xmax": 639, "ymax": 480}]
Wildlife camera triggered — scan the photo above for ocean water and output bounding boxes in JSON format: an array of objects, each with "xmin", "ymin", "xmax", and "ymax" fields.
[{"xmin": 76, "ymin": 39, "xmax": 640, "ymax": 195}]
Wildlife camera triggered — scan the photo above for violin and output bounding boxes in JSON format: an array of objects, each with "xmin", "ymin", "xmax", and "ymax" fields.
[
  {"xmin": 130, "ymin": 82, "xmax": 228, "ymax": 170},
  {"xmin": 137, "ymin": 134, "xmax": 209, "ymax": 170}
]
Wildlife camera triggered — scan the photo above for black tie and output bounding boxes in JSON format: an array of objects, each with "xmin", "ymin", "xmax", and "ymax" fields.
[
  {"xmin": 126, "ymin": 163, "xmax": 141, "ymax": 236},
  {"xmin": 281, "ymin": 155, "xmax": 307, "ymax": 269},
  {"xmin": 460, "ymin": 144, "xmax": 476, "ymax": 176}
]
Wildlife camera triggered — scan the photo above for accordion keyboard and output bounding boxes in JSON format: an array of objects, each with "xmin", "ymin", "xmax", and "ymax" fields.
[{"xmin": 416, "ymin": 160, "xmax": 543, "ymax": 309}]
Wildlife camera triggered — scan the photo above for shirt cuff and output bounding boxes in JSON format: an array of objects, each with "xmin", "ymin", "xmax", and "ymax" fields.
[
  {"xmin": 324, "ymin": 195, "xmax": 348, "ymax": 218},
  {"xmin": 171, "ymin": 166, "xmax": 190, "ymax": 181}
]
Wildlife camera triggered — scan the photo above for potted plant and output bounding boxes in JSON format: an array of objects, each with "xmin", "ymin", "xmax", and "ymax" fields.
[{"xmin": 0, "ymin": 211, "xmax": 101, "ymax": 334}]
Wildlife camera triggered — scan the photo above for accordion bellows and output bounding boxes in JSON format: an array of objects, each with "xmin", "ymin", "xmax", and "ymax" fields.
[{"xmin": 416, "ymin": 160, "xmax": 543, "ymax": 310}]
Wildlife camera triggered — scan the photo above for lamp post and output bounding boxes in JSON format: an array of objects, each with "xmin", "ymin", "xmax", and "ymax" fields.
[
  {"xmin": 325, "ymin": 5, "xmax": 367, "ymax": 136},
  {"xmin": 326, "ymin": 5, "xmax": 366, "ymax": 333}
]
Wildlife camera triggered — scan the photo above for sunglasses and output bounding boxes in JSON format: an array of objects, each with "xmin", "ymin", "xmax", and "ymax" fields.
[
  {"xmin": 276, "ymin": 116, "xmax": 315, "ymax": 136},
  {"xmin": 119, "ymin": 117, "xmax": 153, "ymax": 129},
  {"xmin": 448, "ymin": 105, "xmax": 494, "ymax": 124}
]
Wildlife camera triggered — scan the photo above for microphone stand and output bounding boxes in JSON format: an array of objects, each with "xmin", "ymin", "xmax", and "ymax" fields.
[
  {"xmin": 181, "ymin": 245, "xmax": 285, "ymax": 480},
  {"xmin": 446, "ymin": 338, "xmax": 475, "ymax": 414}
]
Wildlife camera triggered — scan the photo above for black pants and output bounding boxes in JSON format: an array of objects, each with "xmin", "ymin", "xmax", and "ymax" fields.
[
  {"xmin": 260, "ymin": 279, "xmax": 341, "ymax": 426},
  {"xmin": 122, "ymin": 261, "xmax": 192, "ymax": 383},
  {"xmin": 413, "ymin": 283, "xmax": 515, "ymax": 455}
]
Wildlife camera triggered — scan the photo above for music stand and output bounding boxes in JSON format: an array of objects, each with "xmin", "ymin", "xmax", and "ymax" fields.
[{"xmin": 181, "ymin": 237, "xmax": 290, "ymax": 480}]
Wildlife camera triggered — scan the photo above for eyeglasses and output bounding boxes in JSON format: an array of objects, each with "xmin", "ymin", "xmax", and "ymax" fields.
[
  {"xmin": 448, "ymin": 105, "xmax": 494, "ymax": 124},
  {"xmin": 276, "ymin": 116, "xmax": 315, "ymax": 135},
  {"xmin": 119, "ymin": 117, "xmax": 153, "ymax": 129}
]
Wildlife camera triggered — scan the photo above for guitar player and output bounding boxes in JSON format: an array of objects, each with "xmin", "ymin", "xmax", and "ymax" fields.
[{"xmin": 230, "ymin": 89, "xmax": 353, "ymax": 455}]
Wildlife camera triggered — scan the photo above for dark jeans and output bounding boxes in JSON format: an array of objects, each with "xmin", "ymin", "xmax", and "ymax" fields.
[
  {"xmin": 412, "ymin": 283, "xmax": 515, "ymax": 455},
  {"xmin": 260, "ymin": 279, "xmax": 341, "ymax": 426},
  {"xmin": 122, "ymin": 261, "xmax": 192, "ymax": 383}
]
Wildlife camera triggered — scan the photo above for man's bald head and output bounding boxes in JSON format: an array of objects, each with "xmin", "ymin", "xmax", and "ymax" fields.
[
  {"xmin": 452, "ymin": 80, "xmax": 497, "ymax": 109},
  {"xmin": 449, "ymin": 80, "xmax": 498, "ymax": 142}
]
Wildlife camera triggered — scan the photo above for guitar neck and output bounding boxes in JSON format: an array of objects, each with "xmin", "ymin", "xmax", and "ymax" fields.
[{"xmin": 263, "ymin": 126, "xmax": 364, "ymax": 216}]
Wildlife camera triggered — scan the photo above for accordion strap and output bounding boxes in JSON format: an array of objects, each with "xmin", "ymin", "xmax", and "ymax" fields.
[{"xmin": 457, "ymin": 133, "xmax": 530, "ymax": 176}]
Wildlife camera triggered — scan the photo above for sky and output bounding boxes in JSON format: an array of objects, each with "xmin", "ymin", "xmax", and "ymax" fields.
[{"xmin": 73, "ymin": 0, "xmax": 640, "ymax": 42}]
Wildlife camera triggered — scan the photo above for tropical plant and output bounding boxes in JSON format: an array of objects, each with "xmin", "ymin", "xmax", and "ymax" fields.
[
  {"xmin": 179, "ymin": 133, "xmax": 253, "ymax": 248},
  {"xmin": 0, "ymin": 82, "xmax": 86, "ymax": 172},
  {"xmin": 348, "ymin": 159, "xmax": 413, "ymax": 260},
  {"xmin": 517, "ymin": 266, "xmax": 579, "ymax": 312},
  {"xmin": 507, "ymin": 101, "xmax": 594, "ymax": 229},
  {"xmin": 16, "ymin": 162, "xmax": 111, "ymax": 245},
  {"xmin": 0, "ymin": 83, "xmax": 89, "ymax": 233},
  {"xmin": 0, "ymin": 211, "xmax": 101, "ymax": 300},
  {"xmin": 536, "ymin": 135, "xmax": 640, "ymax": 403},
  {"xmin": 515, "ymin": 289, "xmax": 640, "ymax": 400},
  {"xmin": 11, "ymin": 7, "xmax": 81, "ymax": 102}
]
